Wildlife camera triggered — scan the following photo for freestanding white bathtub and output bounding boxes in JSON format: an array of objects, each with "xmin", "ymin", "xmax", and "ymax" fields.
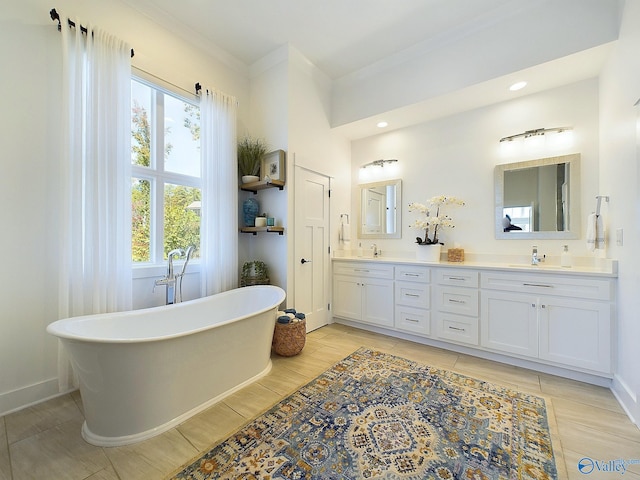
[{"xmin": 47, "ymin": 285, "xmax": 285, "ymax": 446}]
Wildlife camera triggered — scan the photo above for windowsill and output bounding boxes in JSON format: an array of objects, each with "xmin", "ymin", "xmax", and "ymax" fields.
[{"xmin": 133, "ymin": 261, "xmax": 200, "ymax": 279}]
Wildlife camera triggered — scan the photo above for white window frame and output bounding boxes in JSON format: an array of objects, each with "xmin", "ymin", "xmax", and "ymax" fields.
[{"xmin": 131, "ymin": 71, "xmax": 201, "ymax": 272}]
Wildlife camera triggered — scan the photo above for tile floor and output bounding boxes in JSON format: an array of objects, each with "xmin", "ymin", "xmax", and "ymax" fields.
[{"xmin": 1, "ymin": 323, "xmax": 639, "ymax": 479}]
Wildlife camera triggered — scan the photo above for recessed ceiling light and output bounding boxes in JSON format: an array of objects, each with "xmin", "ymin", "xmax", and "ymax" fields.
[
  {"xmin": 377, "ymin": 121, "xmax": 388, "ymax": 128},
  {"xmin": 509, "ymin": 81, "xmax": 527, "ymax": 91}
]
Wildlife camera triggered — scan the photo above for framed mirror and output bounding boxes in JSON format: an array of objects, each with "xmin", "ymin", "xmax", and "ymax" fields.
[
  {"xmin": 358, "ymin": 179, "xmax": 402, "ymax": 239},
  {"xmin": 495, "ymin": 154, "xmax": 580, "ymax": 239}
]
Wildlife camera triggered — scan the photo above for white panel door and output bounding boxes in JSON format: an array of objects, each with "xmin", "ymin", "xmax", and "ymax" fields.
[{"xmin": 294, "ymin": 167, "xmax": 330, "ymax": 332}]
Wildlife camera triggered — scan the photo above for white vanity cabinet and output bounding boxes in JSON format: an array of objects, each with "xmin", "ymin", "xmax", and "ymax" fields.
[
  {"xmin": 480, "ymin": 271, "xmax": 614, "ymax": 374},
  {"xmin": 394, "ymin": 265, "xmax": 431, "ymax": 336},
  {"xmin": 333, "ymin": 262, "xmax": 394, "ymax": 327},
  {"xmin": 434, "ymin": 269, "xmax": 479, "ymax": 346},
  {"xmin": 332, "ymin": 257, "xmax": 616, "ymax": 381}
]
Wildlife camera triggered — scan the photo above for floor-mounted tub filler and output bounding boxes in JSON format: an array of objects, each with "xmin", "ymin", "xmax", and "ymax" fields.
[{"xmin": 47, "ymin": 285, "xmax": 286, "ymax": 446}]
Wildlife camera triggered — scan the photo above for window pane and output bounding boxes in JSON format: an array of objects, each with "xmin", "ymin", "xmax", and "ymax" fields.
[
  {"xmin": 164, "ymin": 95, "xmax": 200, "ymax": 177},
  {"xmin": 131, "ymin": 81, "xmax": 153, "ymax": 167},
  {"xmin": 132, "ymin": 178, "xmax": 151, "ymax": 262},
  {"xmin": 163, "ymin": 184, "xmax": 201, "ymax": 259}
]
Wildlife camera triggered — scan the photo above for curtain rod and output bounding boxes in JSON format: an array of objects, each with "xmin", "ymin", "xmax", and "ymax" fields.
[
  {"xmin": 49, "ymin": 8, "xmax": 134, "ymax": 58},
  {"xmin": 134, "ymin": 66, "xmax": 198, "ymax": 99}
]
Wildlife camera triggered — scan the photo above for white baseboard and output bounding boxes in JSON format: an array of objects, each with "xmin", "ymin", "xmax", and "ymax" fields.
[
  {"xmin": 612, "ymin": 374, "xmax": 639, "ymax": 427},
  {"xmin": 0, "ymin": 378, "xmax": 65, "ymax": 416}
]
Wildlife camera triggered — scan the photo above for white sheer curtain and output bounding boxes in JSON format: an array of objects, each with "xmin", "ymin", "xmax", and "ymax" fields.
[
  {"xmin": 200, "ymin": 88, "xmax": 238, "ymax": 296},
  {"xmin": 57, "ymin": 15, "xmax": 132, "ymax": 391}
]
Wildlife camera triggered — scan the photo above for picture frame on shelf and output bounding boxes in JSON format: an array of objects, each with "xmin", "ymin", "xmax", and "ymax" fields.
[{"xmin": 261, "ymin": 150, "xmax": 285, "ymax": 182}]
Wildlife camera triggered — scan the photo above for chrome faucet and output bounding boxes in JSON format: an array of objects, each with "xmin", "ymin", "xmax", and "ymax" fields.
[
  {"xmin": 155, "ymin": 247, "xmax": 195, "ymax": 304},
  {"xmin": 531, "ymin": 245, "xmax": 544, "ymax": 265}
]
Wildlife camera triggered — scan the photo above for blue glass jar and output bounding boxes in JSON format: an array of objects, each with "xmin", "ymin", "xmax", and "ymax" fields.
[{"xmin": 243, "ymin": 197, "xmax": 259, "ymax": 226}]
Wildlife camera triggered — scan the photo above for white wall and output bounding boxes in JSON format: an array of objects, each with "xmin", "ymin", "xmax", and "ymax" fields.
[
  {"xmin": 0, "ymin": 0, "xmax": 250, "ymax": 414},
  {"xmin": 242, "ymin": 46, "xmax": 351, "ymax": 306},
  {"xmin": 599, "ymin": 1, "xmax": 640, "ymax": 425},
  {"xmin": 351, "ymin": 79, "xmax": 599, "ymax": 260}
]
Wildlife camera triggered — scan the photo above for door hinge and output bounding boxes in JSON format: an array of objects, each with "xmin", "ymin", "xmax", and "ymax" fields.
[
  {"xmin": 328, "ymin": 189, "xmax": 331, "ymax": 198},
  {"xmin": 328, "ymin": 303, "xmax": 331, "ymax": 310},
  {"xmin": 328, "ymin": 246, "xmax": 331, "ymax": 254}
]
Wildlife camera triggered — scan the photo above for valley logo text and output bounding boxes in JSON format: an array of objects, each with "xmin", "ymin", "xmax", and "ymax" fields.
[{"xmin": 578, "ymin": 457, "xmax": 640, "ymax": 475}]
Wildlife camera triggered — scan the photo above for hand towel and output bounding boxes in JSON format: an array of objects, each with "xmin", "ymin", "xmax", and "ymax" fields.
[
  {"xmin": 586, "ymin": 213, "xmax": 596, "ymax": 252},
  {"xmin": 340, "ymin": 222, "xmax": 351, "ymax": 243}
]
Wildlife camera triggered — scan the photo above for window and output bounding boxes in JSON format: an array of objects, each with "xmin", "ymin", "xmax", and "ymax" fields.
[
  {"xmin": 503, "ymin": 206, "xmax": 533, "ymax": 232},
  {"xmin": 131, "ymin": 78, "xmax": 201, "ymax": 263}
]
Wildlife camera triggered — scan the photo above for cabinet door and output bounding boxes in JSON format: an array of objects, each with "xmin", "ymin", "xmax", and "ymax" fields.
[
  {"xmin": 481, "ymin": 291, "xmax": 538, "ymax": 358},
  {"xmin": 333, "ymin": 275, "xmax": 362, "ymax": 321},
  {"xmin": 539, "ymin": 297, "xmax": 612, "ymax": 373},
  {"xmin": 362, "ymin": 278, "xmax": 394, "ymax": 327}
]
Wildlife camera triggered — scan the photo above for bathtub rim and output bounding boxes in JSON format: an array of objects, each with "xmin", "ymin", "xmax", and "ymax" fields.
[
  {"xmin": 47, "ymin": 285, "xmax": 286, "ymax": 343},
  {"xmin": 81, "ymin": 360, "xmax": 273, "ymax": 447}
]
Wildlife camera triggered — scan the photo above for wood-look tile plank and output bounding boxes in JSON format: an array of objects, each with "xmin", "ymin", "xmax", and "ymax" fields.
[
  {"xmin": 10, "ymin": 419, "xmax": 109, "ymax": 480},
  {"xmin": 540, "ymin": 374, "xmax": 624, "ymax": 413},
  {"xmin": 5, "ymin": 393, "xmax": 83, "ymax": 444},
  {"xmin": 0, "ymin": 418, "xmax": 11, "ymax": 480},
  {"xmin": 222, "ymin": 382, "xmax": 282, "ymax": 420},
  {"xmin": 105, "ymin": 428, "xmax": 197, "ymax": 480},
  {"xmin": 552, "ymin": 397, "xmax": 640, "ymax": 443},
  {"xmin": 556, "ymin": 418, "xmax": 640, "ymax": 476},
  {"xmin": 452, "ymin": 354, "xmax": 542, "ymax": 393},
  {"xmin": 177, "ymin": 402, "xmax": 246, "ymax": 452}
]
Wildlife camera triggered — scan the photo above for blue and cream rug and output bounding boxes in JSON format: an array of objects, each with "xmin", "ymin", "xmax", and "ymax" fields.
[{"xmin": 170, "ymin": 348, "xmax": 561, "ymax": 479}]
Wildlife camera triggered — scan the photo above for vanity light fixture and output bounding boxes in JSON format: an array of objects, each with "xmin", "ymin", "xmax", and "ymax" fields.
[
  {"xmin": 499, "ymin": 127, "xmax": 573, "ymax": 143},
  {"xmin": 361, "ymin": 158, "xmax": 398, "ymax": 169}
]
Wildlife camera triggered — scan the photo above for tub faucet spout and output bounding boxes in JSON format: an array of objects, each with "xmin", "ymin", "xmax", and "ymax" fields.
[
  {"xmin": 155, "ymin": 247, "xmax": 195, "ymax": 305},
  {"xmin": 167, "ymin": 249, "xmax": 183, "ymax": 279}
]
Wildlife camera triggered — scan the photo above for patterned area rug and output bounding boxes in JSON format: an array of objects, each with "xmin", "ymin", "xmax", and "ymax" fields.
[{"xmin": 170, "ymin": 348, "xmax": 560, "ymax": 479}]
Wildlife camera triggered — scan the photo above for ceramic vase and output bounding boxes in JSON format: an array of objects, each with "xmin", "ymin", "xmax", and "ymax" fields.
[
  {"xmin": 242, "ymin": 175, "xmax": 259, "ymax": 184},
  {"xmin": 416, "ymin": 243, "xmax": 441, "ymax": 263},
  {"xmin": 243, "ymin": 197, "xmax": 259, "ymax": 226}
]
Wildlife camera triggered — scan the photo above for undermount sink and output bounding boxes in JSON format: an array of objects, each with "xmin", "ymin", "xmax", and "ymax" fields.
[{"xmin": 508, "ymin": 263, "xmax": 565, "ymax": 269}]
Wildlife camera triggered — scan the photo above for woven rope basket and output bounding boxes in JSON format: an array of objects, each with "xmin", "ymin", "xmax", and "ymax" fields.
[{"xmin": 272, "ymin": 319, "xmax": 306, "ymax": 357}]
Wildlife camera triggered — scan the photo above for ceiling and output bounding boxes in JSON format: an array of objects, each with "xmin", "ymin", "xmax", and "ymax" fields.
[
  {"xmin": 121, "ymin": 0, "xmax": 622, "ymax": 138},
  {"xmin": 122, "ymin": 0, "xmax": 527, "ymax": 79}
]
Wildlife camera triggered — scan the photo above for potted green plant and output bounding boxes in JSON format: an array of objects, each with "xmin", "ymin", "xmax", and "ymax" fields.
[
  {"xmin": 238, "ymin": 136, "xmax": 268, "ymax": 183},
  {"xmin": 241, "ymin": 260, "xmax": 269, "ymax": 286}
]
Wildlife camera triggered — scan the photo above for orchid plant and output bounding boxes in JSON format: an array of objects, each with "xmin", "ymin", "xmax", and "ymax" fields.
[{"xmin": 409, "ymin": 195, "xmax": 465, "ymax": 245}]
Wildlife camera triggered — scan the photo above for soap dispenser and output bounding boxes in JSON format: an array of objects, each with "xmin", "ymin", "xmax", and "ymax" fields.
[{"xmin": 561, "ymin": 245, "xmax": 572, "ymax": 268}]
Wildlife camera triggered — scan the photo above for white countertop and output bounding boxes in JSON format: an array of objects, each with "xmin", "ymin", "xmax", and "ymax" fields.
[{"xmin": 332, "ymin": 252, "xmax": 618, "ymax": 277}]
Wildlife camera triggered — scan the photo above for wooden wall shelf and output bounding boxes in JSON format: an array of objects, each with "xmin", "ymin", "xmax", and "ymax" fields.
[
  {"xmin": 240, "ymin": 179, "xmax": 285, "ymax": 194},
  {"xmin": 240, "ymin": 226, "xmax": 284, "ymax": 235}
]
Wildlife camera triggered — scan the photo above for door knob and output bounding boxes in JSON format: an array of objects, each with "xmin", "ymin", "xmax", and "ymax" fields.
[{"xmin": 300, "ymin": 258, "xmax": 312, "ymax": 264}]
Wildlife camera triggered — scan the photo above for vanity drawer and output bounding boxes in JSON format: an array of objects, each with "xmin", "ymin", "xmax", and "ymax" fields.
[
  {"xmin": 435, "ymin": 269, "xmax": 479, "ymax": 288},
  {"xmin": 435, "ymin": 312, "xmax": 478, "ymax": 346},
  {"xmin": 481, "ymin": 272, "xmax": 613, "ymax": 301},
  {"xmin": 395, "ymin": 282, "xmax": 430, "ymax": 309},
  {"xmin": 395, "ymin": 265, "xmax": 430, "ymax": 283},
  {"xmin": 395, "ymin": 306, "xmax": 430, "ymax": 336},
  {"xmin": 435, "ymin": 286, "xmax": 479, "ymax": 316},
  {"xmin": 333, "ymin": 261, "xmax": 394, "ymax": 279}
]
